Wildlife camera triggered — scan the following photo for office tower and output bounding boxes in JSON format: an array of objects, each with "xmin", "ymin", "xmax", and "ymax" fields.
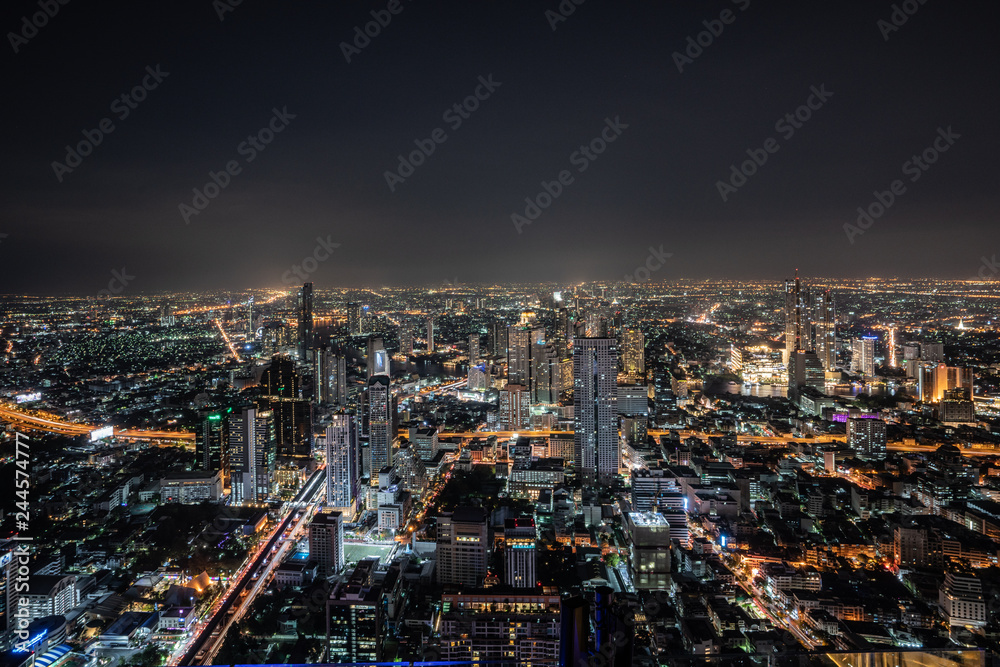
[
  {"xmin": 616, "ymin": 385, "xmax": 648, "ymax": 416},
  {"xmin": 507, "ymin": 325, "xmax": 532, "ymax": 385},
  {"xmin": 931, "ymin": 364, "xmax": 974, "ymax": 402},
  {"xmin": 333, "ymin": 354, "xmax": 347, "ymax": 407},
  {"xmin": 574, "ymin": 338, "xmax": 619, "ymax": 481},
  {"xmin": 436, "ymin": 591, "xmax": 561, "ymax": 663},
  {"xmin": 531, "ymin": 343, "xmax": 560, "ymax": 404},
  {"xmin": 503, "ymin": 518, "xmax": 537, "ymax": 588},
  {"xmin": 346, "ymin": 302, "xmax": 362, "ymax": 335},
  {"xmin": 851, "ymin": 336, "xmax": 876, "ymax": 376},
  {"xmin": 367, "ymin": 336, "xmax": 388, "ymax": 377},
  {"xmin": 298, "ymin": 282, "xmax": 313, "ymax": 362},
  {"xmin": 410, "ymin": 425, "xmax": 439, "ymax": 461},
  {"xmin": 326, "ymin": 559, "xmax": 389, "ymax": 663},
  {"xmin": 487, "ymin": 320, "xmax": 508, "ymax": 358},
  {"xmin": 468, "ymin": 334, "xmax": 480, "ymax": 365},
  {"xmin": 368, "ymin": 375, "xmax": 395, "ymax": 479},
  {"xmin": 426, "ymin": 317, "xmax": 435, "ymax": 353},
  {"xmin": 788, "ymin": 349, "xmax": 824, "ymax": 394},
  {"xmin": 847, "ymin": 418, "xmax": 887, "ymax": 460},
  {"xmin": 498, "ymin": 384, "xmax": 531, "ymax": 430},
  {"xmin": 784, "ymin": 272, "xmax": 811, "ymax": 365},
  {"xmin": 813, "ymin": 289, "xmax": 836, "ymax": 371},
  {"xmin": 309, "ymin": 511, "xmax": 345, "ymax": 576},
  {"xmin": 621, "ymin": 328, "xmax": 644, "ymax": 381},
  {"xmin": 398, "ymin": 325, "xmax": 413, "ymax": 355},
  {"xmin": 196, "ymin": 408, "xmax": 231, "ymax": 474},
  {"xmin": 262, "ymin": 355, "xmax": 299, "ymax": 398},
  {"xmin": 887, "ymin": 324, "xmax": 897, "ymax": 368},
  {"xmin": 920, "ymin": 342, "xmax": 945, "ymax": 362},
  {"xmin": 228, "ymin": 407, "xmax": 276, "ymax": 505},
  {"xmin": 939, "ymin": 572, "xmax": 986, "ymax": 627},
  {"xmin": 314, "ymin": 347, "xmax": 335, "ymax": 405},
  {"xmin": 436, "ymin": 507, "xmax": 488, "ymax": 586},
  {"xmin": 394, "ymin": 442, "xmax": 427, "ymax": 497},
  {"xmin": 326, "ymin": 414, "xmax": 359, "ymax": 512}
]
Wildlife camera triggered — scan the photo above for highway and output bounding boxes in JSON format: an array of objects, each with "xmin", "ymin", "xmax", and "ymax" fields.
[
  {"xmin": 175, "ymin": 467, "xmax": 326, "ymax": 666},
  {"xmin": 0, "ymin": 405, "xmax": 195, "ymax": 442}
]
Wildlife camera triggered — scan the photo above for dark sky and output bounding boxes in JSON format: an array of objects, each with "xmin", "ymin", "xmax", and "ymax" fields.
[{"xmin": 3, "ymin": 0, "xmax": 998, "ymax": 294}]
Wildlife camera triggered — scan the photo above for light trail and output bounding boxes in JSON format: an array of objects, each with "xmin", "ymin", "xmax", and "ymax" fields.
[{"xmin": 214, "ymin": 318, "xmax": 242, "ymax": 362}]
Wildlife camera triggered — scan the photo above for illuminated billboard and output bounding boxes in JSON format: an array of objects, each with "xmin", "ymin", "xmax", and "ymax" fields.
[
  {"xmin": 15, "ymin": 392, "xmax": 41, "ymax": 404},
  {"xmin": 90, "ymin": 426, "xmax": 114, "ymax": 442}
]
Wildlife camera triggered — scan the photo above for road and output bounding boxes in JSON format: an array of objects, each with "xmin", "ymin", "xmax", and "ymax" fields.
[
  {"xmin": 175, "ymin": 467, "xmax": 326, "ymax": 666},
  {"xmin": 0, "ymin": 405, "xmax": 194, "ymax": 442}
]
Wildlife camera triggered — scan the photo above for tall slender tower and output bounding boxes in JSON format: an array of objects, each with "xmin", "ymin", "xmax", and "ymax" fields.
[
  {"xmin": 229, "ymin": 407, "xmax": 275, "ymax": 505},
  {"xmin": 368, "ymin": 375, "xmax": 395, "ymax": 481},
  {"xmin": 469, "ymin": 334, "xmax": 480, "ymax": 365},
  {"xmin": 326, "ymin": 414, "xmax": 359, "ymax": 512},
  {"xmin": 426, "ymin": 317, "xmax": 435, "ymax": 353},
  {"xmin": 621, "ymin": 328, "xmax": 645, "ymax": 381},
  {"xmin": 813, "ymin": 289, "xmax": 836, "ymax": 371},
  {"xmin": 783, "ymin": 271, "xmax": 810, "ymax": 365},
  {"xmin": 298, "ymin": 283, "xmax": 314, "ymax": 363},
  {"xmin": 574, "ymin": 338, "xmax": 619, "ymax": 481}
]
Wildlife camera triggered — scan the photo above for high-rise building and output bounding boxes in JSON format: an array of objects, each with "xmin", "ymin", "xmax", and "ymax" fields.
[
  {"xmin": 195, "ymin": 407, "xmax": 232, "ymax": 474},
  {"xmin": 228, "ymin": 407, "xmax": 276, "ymax": 505},
  {"xmin": 346, "ymin": 302, "xmax": 362, "ymax": 335},
  {"xmin": 437, "ymin": 507, "xmax": 488, "ymax": 586},
  {"xmin": 847, "ymin": 418, "xmax": 886, "ymax": 460},
  {"xmin": 309, "ymin": 511, "xmax": 344, "ymax": 576},
  {"xmin": 262, "ymin": 355, "xmax": 299, "ymax": 398},
  {"xmin": 426, "ymin": 317, "xmax": 435, "ymax": 353},
  {"xmin": 468, "ymin": 363, "xmax": 488, "ymax": 392},
  {"xmin": 507, "ymin": 326, "xmax": 532, "ymax": 386},
  {"xmin": 574, "ymin": 338, "xmax": 619, "ymax": 480},
  {"xmin": 784, "ymin": 272, "xmax": 811, "ymax": 365},
  {"xmin": 487, "ymin": 321, "xmax": 508, "ymax": 358},
  {"xmin": 621, "ymin": 328, "xmax": 645, "ymax": 381},
  {"xmin": 367, "ymin": 336, "xmax": 389, "ymax": 378},
  {"xmin": 939, "ymin": 572, "xmax": 986, "ymax": 627},
  {"xmin": 813, "ymin": 289, "xmax": 836, "ymax": 371},
  {"xmin": 851, "ymin": 336, "xmax": 876, "ymax": 376},
  {"xmin": 503, "ymin": 518, "xmax": 537, "ymax": 588},
  {"xmin": 788, "ymin": 349, "xmax": 824, "ymax": 394},
  {"xmin": 368, "ymin": 375, "xmax": 395, "ymax": 479},
  {"xmin": 468, "ymin": 334, "xmax": 480, "ymax": 365},
  {"xmin": 333, "ymin": 353, "xmax": 347, "ymax": 407},
  {"xmin": 920, "ymin": 342, "xmax": 945, "ymax": 362},
  {"xmin": 531, "ymin": 343, "xmax": 561, "ymax": 404},
  {"xmin": 624, "ymin": 512, "xmax": 672, "ymax": 590},
  {"xmin": 298, "ymin": 282, "xmax": 313, "ymax": 363},
  {"xmin": 326, "ymin": 414, "xmax": 359, "ymax": 512},
  {"xmin": 398, "ymin": 325, "xmax": 413, "ymax": 355},
  {"xmin": 498, "ymin": 384, "xmax": 531, "ymax": 431},
  {"xmin": 326, "ymin": 559, "xmax": 392, "ymax": 663}
]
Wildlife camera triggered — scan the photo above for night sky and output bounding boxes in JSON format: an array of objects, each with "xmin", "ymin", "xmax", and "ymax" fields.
[{"xmin": 4, "ymin": 0, "xmax": 998, "ymax": 294}]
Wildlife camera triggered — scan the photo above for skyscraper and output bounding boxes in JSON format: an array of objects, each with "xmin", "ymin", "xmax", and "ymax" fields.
[
  {"xmin": 298, "ymin": 282, "xmax": 313, "ymax": 363},
  {"xmin": 504, "ymin": 518, "xmax": 537, "ymax": 588},
  {"xmin": 327, "ymin": 414, "xmax": 359, "ymax": 512},
  {"xmin": 531, "ymin": 343, "xmax": 561, "ymax": 404},
  {"xmin": 309, "ymin": 511, "xmax": 344, "ymax": 576},
  {"xmin": 262, "ymin": 355, "xmax": 312, "ymax": 457},
  {"xmin": 507, "ymin": 326, "xmax": 532, "ymax": 386},
  {"xmin": 196, "ymin": 407, "xmax": 232, "ymax": 474},
  {"xmin": 852, "ymin": 336, "xmax": 876, "ymax": 376},
  {"xmin": 498, "ymin": 384, "xmax": 531, "ymax": 431},
  {"xmin": 426, "ymin": 317, "xmax": 435, "ymax": 353},
  {"xmin": 574, "ymin": 337, "xmax": 619, "ymax": 481},
  {"xmin": 347, "ymin": 302, "xmax": 362, "ymax": 335},
  {"xmin": 228, "ymin": 407, "xmax": 276, "ymax": 505},
  {"xmin": 468, "ymin": 333, "xmax": 480, "ymax": 365},
  {"xmin": 621, "ymin": 328, "xmax": 645, "ymax": 381},
  {"xmin": 368, "ymin": 375, "xmax": 395, "ymax": 480},
  {"xmin": 398, "ymin": 325, "xmax": 413, "ymax": 355},
  {"xmin": 813, "ymin": 289, "xmax": 836, "ymax": 371},
  {"xmin": 784, "ymin": 272, "xmax": 811, "ymax": 365},
  {"xmin": 367, "ymin": 336, "xmax": 389, "ymax": 377},
  {"xmin": 487, "ymin": 320, "xmax": 508, "ymax": 358}
]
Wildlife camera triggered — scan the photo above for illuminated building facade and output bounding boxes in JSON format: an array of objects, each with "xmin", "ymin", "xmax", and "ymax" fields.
[{"xmin": 574, "ymin": 337, "xmax": 619, "ymax": 480}]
